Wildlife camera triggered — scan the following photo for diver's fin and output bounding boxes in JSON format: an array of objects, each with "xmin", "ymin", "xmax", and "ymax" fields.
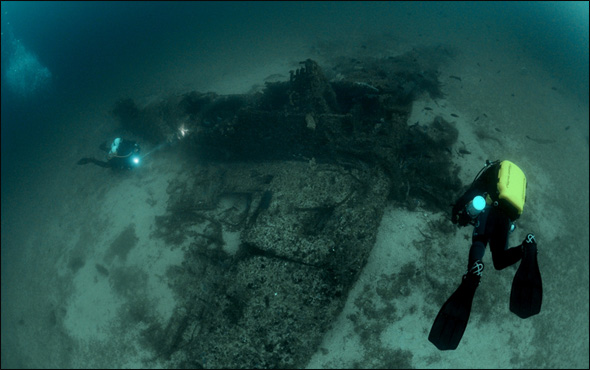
[
  {"xmin": 510, "ymin": 234, "xmax": 542, "ymax": 319},
  {"xmin": 428, "ymin": 273, "xmax": 480, "ymax": 350}
]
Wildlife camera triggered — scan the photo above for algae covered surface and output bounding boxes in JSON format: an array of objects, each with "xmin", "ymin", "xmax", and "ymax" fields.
[{"xmin": 114, "ymin": 56, "xmax": 463, "ymax": 368}]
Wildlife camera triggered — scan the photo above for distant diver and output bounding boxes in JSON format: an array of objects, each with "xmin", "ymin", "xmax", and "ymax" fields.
[
  {"xmin": 428, "ymin": 160, "xmax": 542, "ymax": 351},
  {"xmin": 77, "ymin": 138, "xmax": 141, "ymax": 170}
]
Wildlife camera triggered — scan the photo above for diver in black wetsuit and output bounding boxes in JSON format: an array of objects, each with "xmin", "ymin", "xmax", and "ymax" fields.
[
  {"xmin": 452, "ymin": 160, "xmax": 526, "ymax": 274},
  {"xmin": 429, "ymin": 160, "xmax": 542, "ymax": 351},
  {"xmin": 77, "ymin": 138, "xmax": 141, "ymax": 170}
]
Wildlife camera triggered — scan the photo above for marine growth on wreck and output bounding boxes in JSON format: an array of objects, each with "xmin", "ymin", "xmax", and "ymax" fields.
[{"xmin": 112, "ymin": 53, "xmax": 462, "ymax": 368}]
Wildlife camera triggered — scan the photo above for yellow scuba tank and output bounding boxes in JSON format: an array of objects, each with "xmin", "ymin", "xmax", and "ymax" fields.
[{"xmin": 487, "ymin": 160, "xmax": 527, "ymax": 220}]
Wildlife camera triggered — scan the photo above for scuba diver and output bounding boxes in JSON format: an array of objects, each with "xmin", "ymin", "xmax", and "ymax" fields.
[
  {"xmin": 77, "ymin": 137, "xmax": 141, "ymax": 170},
  {"xmin": 428, "ymin": 160, "xmax": 543, "ymax": 351}
]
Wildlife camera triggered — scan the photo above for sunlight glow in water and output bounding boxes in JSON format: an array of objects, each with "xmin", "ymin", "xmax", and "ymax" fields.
[{"xmin": 5, "ymin": 38, "xmax": 52, "ymax": 98}]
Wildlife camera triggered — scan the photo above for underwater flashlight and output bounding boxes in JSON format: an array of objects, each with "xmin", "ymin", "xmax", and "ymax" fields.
[
  {"xmin": 466, "ymin": 195, "xmax": 486, "ymax": 218},
  {"xmin": 131, "ymin": 155, "xmax": 140, "ymax": 166}
]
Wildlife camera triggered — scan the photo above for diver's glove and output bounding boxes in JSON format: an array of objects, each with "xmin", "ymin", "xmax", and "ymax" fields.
[
  {"xmin": 451, "ymin": 203, "xmax": 460, "ymax": 224},
  {"xmin": 452, "ymin": 202, "xmax": 470, "ymax": 226}
]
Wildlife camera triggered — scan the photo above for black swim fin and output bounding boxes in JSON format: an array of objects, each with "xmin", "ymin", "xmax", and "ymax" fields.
[
  {"xmin": 429, "ymin": 272, "xmax": 480, "ymax": 350},
  {"xmin": 510, "ymin": 233, "xmax": 542, "ymax": 319}
]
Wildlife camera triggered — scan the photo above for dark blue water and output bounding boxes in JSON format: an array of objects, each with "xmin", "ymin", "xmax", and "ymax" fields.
[{"xmin": 2, "ymin": 2, "xmax": 588, "ymax": 105}]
